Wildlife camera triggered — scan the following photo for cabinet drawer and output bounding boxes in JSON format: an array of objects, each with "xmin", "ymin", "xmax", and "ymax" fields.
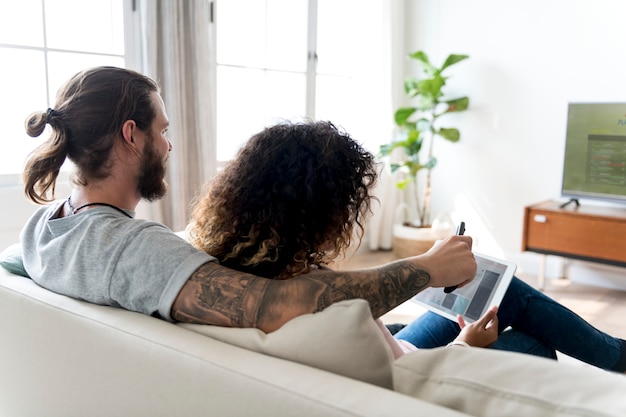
[{"xmin": 524, "ymin": 209, "xmax": 626, "ymax": 263}]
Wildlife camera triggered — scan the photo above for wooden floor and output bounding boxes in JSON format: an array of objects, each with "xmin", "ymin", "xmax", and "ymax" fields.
[{"xmin": 333, "ymin": 248, "xmax": 626, "ymax": 341}]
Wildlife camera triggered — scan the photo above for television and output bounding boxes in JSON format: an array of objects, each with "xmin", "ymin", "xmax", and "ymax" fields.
[{"xmin": 561, "ymin": 102, "xmax": 626, "ymax": 205}]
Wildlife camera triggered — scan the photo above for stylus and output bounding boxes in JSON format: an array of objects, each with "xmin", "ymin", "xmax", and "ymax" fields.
[{"xmin": 443, "ymin": 221, "xmax": 466, "ymax": 294}]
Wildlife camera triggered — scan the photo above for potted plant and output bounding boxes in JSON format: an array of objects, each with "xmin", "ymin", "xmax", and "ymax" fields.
[{"xmin": 379, "ymin": 50, "xmax": 469, "ymax": 257}]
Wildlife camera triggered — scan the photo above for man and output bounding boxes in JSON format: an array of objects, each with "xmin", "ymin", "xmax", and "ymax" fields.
[{"xmin": 20, "ymin": 66, "xmax": 477, "ymax": 334}]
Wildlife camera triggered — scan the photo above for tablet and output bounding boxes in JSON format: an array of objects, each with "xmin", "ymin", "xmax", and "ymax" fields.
[{"xmin": 411, "ymin": 253, "xmax": 516, "ymax": 323}]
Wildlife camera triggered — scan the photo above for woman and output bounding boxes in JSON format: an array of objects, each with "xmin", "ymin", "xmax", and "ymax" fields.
[{"xmin": 189, "ymin": 120, "xmax": 626, "ymax": 371}]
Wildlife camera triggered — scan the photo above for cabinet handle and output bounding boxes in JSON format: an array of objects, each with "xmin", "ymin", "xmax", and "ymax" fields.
[{"xmin": 533, "ymin": 214, "xmax": 547, "ymax": 223}]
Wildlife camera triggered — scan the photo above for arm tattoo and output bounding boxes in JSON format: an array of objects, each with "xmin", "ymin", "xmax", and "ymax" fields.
[
  {"xmin": 308, "ymin": 261, "xmax": 431, "ymax": 318},
  {"xmin": 172, "ymin": 262, "xmax": 270, "ymax": 328},
  {"xmin": 172, "ymin": 260, "xmax": 431, "ymax": 331}
]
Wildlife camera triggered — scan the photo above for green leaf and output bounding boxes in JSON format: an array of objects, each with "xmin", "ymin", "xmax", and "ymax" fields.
[
  {"xmin": 408, "ymin": 50, "xmax": 430, "ymax": 64},
  {"xmin": 408, "ymin": 51, "xmax": 436, "ymax": 76},
  {"xmin": 404, "ymin": 78, "xmax": 421, "ymax": 96},
  {"xmin": 416, "ymin": 77, "xmax": 445, "ymax": 100},
  {"xmin": 380, "ymin": 140, "xmax": 409, "ymax": 156},
  {"xmin": 405, "ymin": 134, "xmax": 422, "ymax": 155},
  {"xmin": 381, "ymin": 141, "xmax": 405, "ymax": 155},
  {"xmin": 441, "ymin": 54, "xmax": 469, "ymax": 72},
  {"xmin": 444, "ymin": 97, "xmax": 469, "ymax": 113},
  {"xmin": 406, "ymin": 128, "xmax": 420, "ymax": 141},
  {"xmin": 424, "ymin": 157, "xmax": 437, "ymax": 170},
  {"xmin": 436, "ymin": 128, "xmax": 461, "ymax": 143},
  {"xmin": 394, "ymin": 107, "xmax": 417, "ymax": 126},
  {"xmin": 404, "ymin": 121, "xmax": 418, "ymax": 131},
  {"xmin": 405, "ymin": 160, "xmax": 426, "ymax": 177},
  {"xmin": 396, "ymin": 179, "xmax": 412, "ymax": 190}
]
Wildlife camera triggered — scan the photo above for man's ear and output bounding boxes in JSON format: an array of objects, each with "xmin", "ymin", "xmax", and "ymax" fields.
[{"xmin": 121, "ymin": 120, "xmax": 137, "ymax": 146}]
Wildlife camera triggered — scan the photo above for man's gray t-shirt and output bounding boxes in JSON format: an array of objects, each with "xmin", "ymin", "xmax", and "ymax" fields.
[{"xmin": 20, "ymin": 201, "xmax": 215, "ymax": 321}]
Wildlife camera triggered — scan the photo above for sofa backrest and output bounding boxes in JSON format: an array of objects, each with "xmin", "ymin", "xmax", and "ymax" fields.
[{"xmin": 0, "ymin": 268, "xmax": 467, "ymax": 417}]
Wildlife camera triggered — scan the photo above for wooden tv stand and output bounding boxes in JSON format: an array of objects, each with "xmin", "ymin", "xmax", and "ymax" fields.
[{"xmin": 522, "ymin": 200, "xmax": 626, "ymax": 289}]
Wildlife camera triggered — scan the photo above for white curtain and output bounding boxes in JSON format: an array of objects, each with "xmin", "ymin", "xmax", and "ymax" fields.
[
  {"xmin": 366, "ymin": 0, "xmax": 415, "ymax": 250},
  {"xmin": 135, "ymin": 0, "xmax": 217, "ymax": 232}
]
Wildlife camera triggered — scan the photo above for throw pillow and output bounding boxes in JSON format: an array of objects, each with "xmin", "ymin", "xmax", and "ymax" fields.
[
  {"xmin": 0, "ymin": 243, "xmax": 29, "ymax": 278},
  {"xmin": 180, "ymin": 299, "xmax": 395, "ymax": 388},
  {"xmin": 393, "ymin": 346, "xmax": 626, "ymax": 417}
]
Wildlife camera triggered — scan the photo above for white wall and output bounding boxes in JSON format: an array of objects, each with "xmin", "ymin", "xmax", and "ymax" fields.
[
  {"xmin": 0, "ymin": 176, "xmax": 71, "ymax": 250},
  {"xmin": 401, "ymin": 0, "xmax": 626, "ymax": 288},
  {"xmin": 0, "ymin": 183, "xmax": 37, "ymax": 250}
]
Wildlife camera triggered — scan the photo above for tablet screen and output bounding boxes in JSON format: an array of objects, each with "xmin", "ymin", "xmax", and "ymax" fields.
[{"xmin": 411, "ymin": 253, "xmax": 516, "ymax": 323}]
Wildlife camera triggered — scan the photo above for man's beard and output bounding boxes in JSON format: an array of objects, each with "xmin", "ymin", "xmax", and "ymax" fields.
[{"xmin": 137, "ymin": 136, "xmax": 168, "ymax": 202}]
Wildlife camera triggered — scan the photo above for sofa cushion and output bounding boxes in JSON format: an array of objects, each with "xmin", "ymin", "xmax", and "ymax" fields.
[
  {"xmin": 0, "ymin": 243, "xmax": 29, "ymax": 278},
  {"xmin": 180, "ymin": 299, "xmax": 395, "ymax": 389},
  {"xmin": 392, "ymin": 345, "xmax": 626, "ymax": 417}
]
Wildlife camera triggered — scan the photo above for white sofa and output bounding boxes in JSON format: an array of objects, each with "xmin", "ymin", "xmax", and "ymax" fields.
[{"xmin": 2, "ymin": 255, "xmax": 626, "ymax": 417}]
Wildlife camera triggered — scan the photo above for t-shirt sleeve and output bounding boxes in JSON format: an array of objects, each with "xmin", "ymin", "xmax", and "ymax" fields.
[{"xmin": 110, "ymin": 223, "xmax": 215, "ymax": 321}]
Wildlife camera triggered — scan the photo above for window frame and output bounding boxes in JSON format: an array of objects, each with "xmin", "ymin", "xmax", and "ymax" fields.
[
  {"xmin": 214, "ymin": 0, "xmax": 389, "ymax": 163},
  {"xmin": 0, "ymin": 0, "xmax": 136, "ymax": 184}
]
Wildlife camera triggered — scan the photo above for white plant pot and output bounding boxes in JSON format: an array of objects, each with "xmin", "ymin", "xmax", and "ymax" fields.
[
  {"xmin": 392, "ymin": 223, "xmax": 439, "ymax": 259},
  {"xmin": 391, "ymin": 204, "xmax": 455, "ymax": 259}
]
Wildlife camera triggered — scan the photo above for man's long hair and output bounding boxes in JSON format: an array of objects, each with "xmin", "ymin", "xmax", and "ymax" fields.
[{"xmin": 23, "ymin": 66, "xmax": 159, "ymax": 204}]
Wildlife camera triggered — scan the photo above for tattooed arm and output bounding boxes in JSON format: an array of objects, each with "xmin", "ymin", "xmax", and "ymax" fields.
[
  {"xmin": 171, "ymin": 235, "xmax": 476, "ymax": 333},
  {"xmin": 171, "ymin": 260, "xmax": 428, "ymax": 332}
]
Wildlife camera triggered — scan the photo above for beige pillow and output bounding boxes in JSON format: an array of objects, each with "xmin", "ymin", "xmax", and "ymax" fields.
[
  {"xmin": 180, "ymin": 299, "xmax": 395, "ymax": 388},
  {"xmin": 393, "ymin": 346, "xmax": 626, "ymax": 417}
]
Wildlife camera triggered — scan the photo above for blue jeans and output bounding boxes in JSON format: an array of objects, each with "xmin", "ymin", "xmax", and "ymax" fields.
[{"xmin": 395, "ymin": 277, "xmax": 626, "ymax": 371}]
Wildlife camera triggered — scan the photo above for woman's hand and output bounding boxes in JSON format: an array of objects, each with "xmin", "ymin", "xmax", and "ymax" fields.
[
  {"xmin": 453, "ymin": 306, "xmax": 499, "ymax": 348},
  {"xmin": 416, "ymin": 235, "xmax": 477, "ymax": 289}
]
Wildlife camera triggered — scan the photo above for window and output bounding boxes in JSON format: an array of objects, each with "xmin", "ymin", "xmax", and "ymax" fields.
[
  {"xmin": 215, "ymin": 0, "xmax": 389, "ymax": 161},
  {"xmin": 1, "ymin": 0, "xmax": 389, "ymax": 172},
  {"xmin": 0, "ymin": 0, "xmax": 127, "ymax": 177}
]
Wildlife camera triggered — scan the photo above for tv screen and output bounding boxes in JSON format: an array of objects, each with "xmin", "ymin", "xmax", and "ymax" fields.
[{"xmin": 561, "ymin": 102, "xmax": 626, "ymax": 204}]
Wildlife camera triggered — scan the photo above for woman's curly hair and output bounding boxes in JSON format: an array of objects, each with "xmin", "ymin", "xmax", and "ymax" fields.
[{"xmin": 189, "ymin": 120, "xmax": 379, "ymax": 279}]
